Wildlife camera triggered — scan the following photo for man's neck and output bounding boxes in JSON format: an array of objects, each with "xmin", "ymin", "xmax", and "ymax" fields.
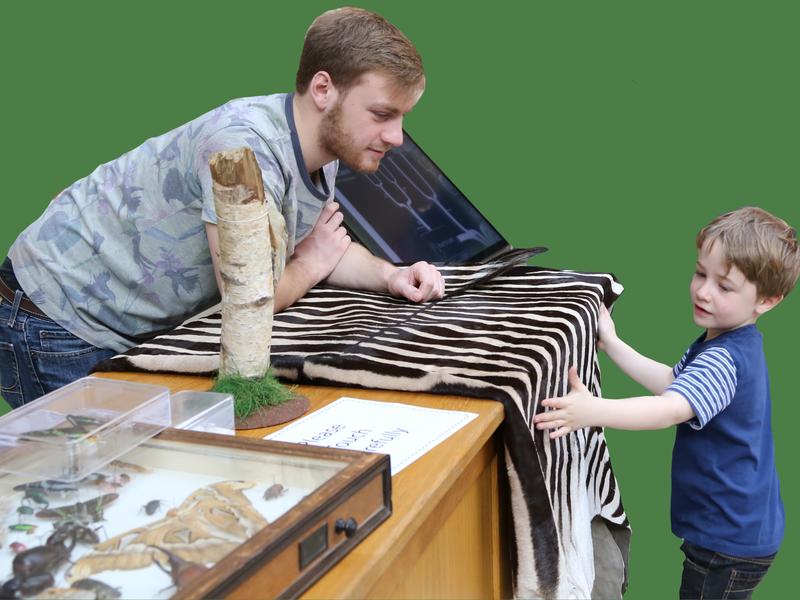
[{"xmin": 292, "ymin": 93, "xmax": 333, "ymax": 174}]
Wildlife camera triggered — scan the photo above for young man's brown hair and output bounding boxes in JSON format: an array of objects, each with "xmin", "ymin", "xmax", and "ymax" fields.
[
  {"xmin": 696, "ymin": 206, "xmax": 800, "ymax": 298},
  {"xmin": 295, "ymin": 6, "xmax": 424, "ymax": 94}
]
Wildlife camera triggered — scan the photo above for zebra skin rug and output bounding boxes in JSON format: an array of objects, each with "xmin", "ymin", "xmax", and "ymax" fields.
[{"xmin": 94, "ymin": 249, "xmax": 631, "ymax": 599}]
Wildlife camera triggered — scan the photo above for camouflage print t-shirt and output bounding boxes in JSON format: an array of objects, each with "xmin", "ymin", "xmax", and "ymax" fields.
[{"xmin": 10, "ymin": 93, "xmax": 336, "ymax": 352}]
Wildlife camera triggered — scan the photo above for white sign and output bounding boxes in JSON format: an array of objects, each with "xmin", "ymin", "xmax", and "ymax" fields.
[{"xmin": 264, "ymin": 397, "xmax": 478, "ymax": 475}]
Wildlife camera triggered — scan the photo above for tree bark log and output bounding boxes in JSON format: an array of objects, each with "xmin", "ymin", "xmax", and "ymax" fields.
[{"xmin": 210, "ymin": 147, "xmax": 273, "ymax": 378}]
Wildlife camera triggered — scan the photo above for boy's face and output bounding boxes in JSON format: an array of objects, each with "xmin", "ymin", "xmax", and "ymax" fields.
[
  {"xmin": 319, "ymin": 71, "xmax": 423, "ymax": 173},
  {"xmin": 690, "ymin": 240, "xmax": 774, "ymax": 340}
]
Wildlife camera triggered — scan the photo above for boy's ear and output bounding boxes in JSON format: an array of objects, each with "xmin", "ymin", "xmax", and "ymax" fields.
[{"xmin": 755, "ymin": 294, "xmax": 784, "ymax": 316}]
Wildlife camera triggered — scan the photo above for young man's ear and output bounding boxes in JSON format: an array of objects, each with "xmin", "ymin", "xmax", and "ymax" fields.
[
  {"xmin": 308, "ymin": 71, "xmax": 338, "ymax": 111},
  {"xmin": 756, "ymin": 294, "xmax": 784, "ymax": 316}
]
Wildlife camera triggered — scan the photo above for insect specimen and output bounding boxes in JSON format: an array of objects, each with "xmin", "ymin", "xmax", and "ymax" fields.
[
  {"xmin": 70, "ymin": 577, "xmax": 122, "ymax": 599},
  {"xmin": 5, "ymin": 515, "xmax": 99, "ymax": 596},
  {"xmin": 8, "ymin": 523, "xmax": 37, "ymax": 534},
  {"xmin": 36, "ymin": 493, "xmax": 118, "ymax": 524},
  {"xmin": 9, "ymin": 541, "xmax": 28, "ymax": 554},
  {"xmin": 13, "ymin": 480, "xmax": 78, "ymax": 493},
  {"xmin": 23, "ymin": 489, "xmax": 50, "ymax": 508},
  {"xmin": 48, "ymin": 521, "xmax": 102, "ymax": 546},
  {"xmin": 103, "ymin": 473, "xmax": 131, "ymax": 491},
  {"xmin": 141, "ymin": 499, "xmax": 163, "ymax": 516},
  {"xmin": 108, "ymin": 459, "xmax": 151, "ymax": 473},
  {"xmin": 13, "ymin": 540, "xmax": 73, "ymax": 578},
  {"xmin": 150, "ymin": 545, "xmax": 210, "ymax": 590},
  {"xmin": 19, "ymin": 413, "xmax": 105, "ymax": 440},
  {"xmin": 263, "ymin": 483, "xmax": 287, "ymax": 500},
  {"xmin": 1, "ymin": 573, "xmax": 56, "ymax": 597}
]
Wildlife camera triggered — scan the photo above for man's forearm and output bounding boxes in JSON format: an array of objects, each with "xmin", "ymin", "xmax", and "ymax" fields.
[
  {"xmin": 274, "ymin": 244, "xmax": 395, "ymax": 312},
  {"xmin": 603, "ymin": 336, "xmax": 675, "ymax": 394},
  {"xmin": 325, "ymin": 243, "xmax": 396, "ymax": 292},
  {"xmin": 274, "ymin": 259, "xmax": 320, "ymax": 313},
  {"xmin": 274, "ymin": 241, "xmax": 443, "ymax": 311}
]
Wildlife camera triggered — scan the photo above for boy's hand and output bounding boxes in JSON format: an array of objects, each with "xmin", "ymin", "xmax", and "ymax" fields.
[
  {"xmin": 534, "ymin": 366, "xmax": 597, "ymax": 439},
  {"xmin": 597, "ymin": 304, "xmax": 617, "ymax": 352}
]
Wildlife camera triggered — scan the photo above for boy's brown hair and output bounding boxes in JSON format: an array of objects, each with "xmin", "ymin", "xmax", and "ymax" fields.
[
  {"xmin": 697, "ymin": 206, "xmax": 800, "ymax": 298},
  {"xmin": 295, "ymin": 7, "xmax": 424, "ymax": 94}
]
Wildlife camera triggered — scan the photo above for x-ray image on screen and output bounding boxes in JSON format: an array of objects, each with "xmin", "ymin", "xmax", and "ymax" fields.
[{"xmin": 334, "ymin": 132, "xmax": 508, "ymax": 265}]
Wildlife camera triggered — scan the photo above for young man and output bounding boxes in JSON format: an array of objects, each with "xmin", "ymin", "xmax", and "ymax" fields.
[
  {"xmin": 0, "ymin": 7, "xmax": 444, "ymax": 408},
  {"xmin": 533, "ymin": 206, "xmax": 800, "ymax": 598}
]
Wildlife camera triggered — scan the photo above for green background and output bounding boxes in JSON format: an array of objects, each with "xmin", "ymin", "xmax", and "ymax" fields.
[{"xmin": 1, "ymin": 1, "xmax": 796, "ymax": 597}]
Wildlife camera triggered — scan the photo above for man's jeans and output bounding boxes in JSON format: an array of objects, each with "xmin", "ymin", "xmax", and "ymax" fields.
[
  {"xmin": 0, "ymin": 293, "xmax": 115, "ymax": 409},
  {"xmin": 679, "ymin": 540, "xmax": 777, "ymax": 599}
]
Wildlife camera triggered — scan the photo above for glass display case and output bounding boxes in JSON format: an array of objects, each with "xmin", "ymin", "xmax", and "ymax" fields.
[{"xmin": 0, "ymin": 429, "xmax": 392, "ymax": 599}]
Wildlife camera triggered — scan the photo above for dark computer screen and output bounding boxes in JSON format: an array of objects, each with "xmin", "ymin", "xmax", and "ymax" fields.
[{"xmin": 334, "ymin": 132, "xmax": 508, "ymax": 265}]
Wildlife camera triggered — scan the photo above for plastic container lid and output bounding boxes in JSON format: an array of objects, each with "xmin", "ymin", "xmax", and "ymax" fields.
[
  {"xmin": 171, "ymin": 391, "xmax": 235, "ymax": 435},
  {"xmin": 0, "ymin": 376, "xmax": 170, "ymax": 481}
]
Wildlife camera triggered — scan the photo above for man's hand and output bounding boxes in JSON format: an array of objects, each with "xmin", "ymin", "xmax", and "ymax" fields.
[
  {"xmin": 387, "ymin": 261, "xmax": 445, "ymax": 303},
  {"xmin": 597, "ymin": 304, "xmax": 617, "ymax": 352},
  {"xmin": 533, "ymin": 366, "xmax": 596, "ymax": 439},
  {"xmin": 324, "ymin": 243, "xmax": 445, "ymax": 303},
  {"xmin": 291, "ymin": 202, "xmax": 351, "ymax": 286}
]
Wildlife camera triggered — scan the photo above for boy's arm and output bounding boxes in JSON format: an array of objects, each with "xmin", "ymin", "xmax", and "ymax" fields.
[
  {"xmin": 533, "ymin": 366, "xmax": 695, "ymax": 438},
  {"xmin": 599, "ymin": 305, "xmax": 675, "ymax": 394}
]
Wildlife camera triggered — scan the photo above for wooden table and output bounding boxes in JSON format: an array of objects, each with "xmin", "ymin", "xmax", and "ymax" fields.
[{"xmin": 96, "ymin": 371, "xmax": 510, "ymax": 599}]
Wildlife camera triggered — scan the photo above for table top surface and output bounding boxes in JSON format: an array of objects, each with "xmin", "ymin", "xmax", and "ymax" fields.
[{"xmin": 95, "ymin": 371, "xmax": 505, "ymax": 598}]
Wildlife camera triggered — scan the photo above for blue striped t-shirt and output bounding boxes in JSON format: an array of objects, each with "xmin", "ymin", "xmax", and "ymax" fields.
[
  {"xmin": 667, "ymin": 324, "xmax": 784, "ymax": 556},
  {"xmin": 668, "ymin": 346, "xmax": 737, "ymax": 428}
]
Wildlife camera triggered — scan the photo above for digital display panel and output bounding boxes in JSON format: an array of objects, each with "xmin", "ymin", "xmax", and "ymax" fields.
[{"xmin": 334, "ymin": 133, "xmax": 508, "ymax": 265}]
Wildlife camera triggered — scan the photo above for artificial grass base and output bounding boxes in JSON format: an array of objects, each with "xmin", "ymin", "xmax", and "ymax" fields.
[{"xmin": 212, "ymin": 371, "xmax": 295, "ymax": 419}]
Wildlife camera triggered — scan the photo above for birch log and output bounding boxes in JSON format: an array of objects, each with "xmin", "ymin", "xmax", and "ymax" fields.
[{"xmin": 210, "ymin": 147, "xmax": 273, "ymax": 378}]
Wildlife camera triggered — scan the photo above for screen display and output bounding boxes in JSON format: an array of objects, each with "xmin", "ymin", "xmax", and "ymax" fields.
[{"xmin": 334, "ymin": 132, "xmax": 507, "ymax": 265}]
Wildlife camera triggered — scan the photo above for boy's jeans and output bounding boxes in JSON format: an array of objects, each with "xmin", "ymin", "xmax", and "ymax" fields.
[
  {"xmin": 0, "ymin": 290, "xmax": 114, "ymax": 409},
  {"xmin": 679, "ymin": 540, "xmax": 777, "ymax": 599}
]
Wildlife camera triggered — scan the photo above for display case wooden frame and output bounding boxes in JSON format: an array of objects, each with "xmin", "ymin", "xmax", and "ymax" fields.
[{"xmin": 0, "ymin": 428, "xmax": 392, "ymax": 599}]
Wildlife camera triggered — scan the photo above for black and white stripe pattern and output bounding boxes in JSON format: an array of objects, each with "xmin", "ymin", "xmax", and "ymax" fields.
[{"xmin": 94, "ymin": 249, "xmax": 630, "ymax": 599}]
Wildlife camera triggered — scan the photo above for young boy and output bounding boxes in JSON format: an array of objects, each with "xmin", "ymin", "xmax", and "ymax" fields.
[{"xmin": 533, "ymin": 206, "xmax": 800, "ymax": 599}]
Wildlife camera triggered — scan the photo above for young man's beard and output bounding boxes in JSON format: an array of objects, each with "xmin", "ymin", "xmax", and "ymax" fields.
[{"xmin": 319, "ymin": 100, "xmax": 381, "ymax": 174}]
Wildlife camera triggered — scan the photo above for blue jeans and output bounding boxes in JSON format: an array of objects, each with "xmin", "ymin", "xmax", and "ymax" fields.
[
  {"xmin": 0, "ymin": 293, "xmax": 115, "ymax": 409},
  {"xmin": 679, "ymin": 540, "xmax": 777, "ymax": 599}
]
